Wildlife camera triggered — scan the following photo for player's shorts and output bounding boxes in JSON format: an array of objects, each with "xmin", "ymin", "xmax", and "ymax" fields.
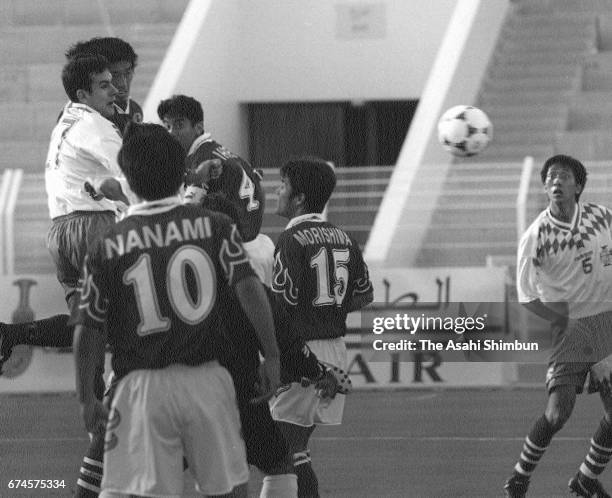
[
  {"xmin": 100, "ymin": 361, "xmax": 248, "ymax": 497},
  {"xmin": 546, "ymin": 310, "xmax": 612, "ymax": 394},
  {"xmin": 46, "ymin": 210, "xmax": 115, "ymax": 308},
  {"xmin": 270, "ymin": 337, "xmax": 347, "ymax": 427}
]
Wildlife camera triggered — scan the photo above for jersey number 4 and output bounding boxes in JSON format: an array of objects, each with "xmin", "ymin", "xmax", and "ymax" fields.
[
  {"xmin": 124, "ymin": 246, "xmax": 216, "ymax": 336},
  {"xmin": 239, "ymin": 170, "xmax": 260, "ymax": 211}
]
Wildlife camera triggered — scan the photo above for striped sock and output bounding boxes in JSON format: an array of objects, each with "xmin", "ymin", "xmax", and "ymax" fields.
[
  {"xmin": 292, "ymin": 451, "xmax": 319, "ymax": 498},
  {"xmin": 579, "ymin": 418, "xmax": 612, "ymax": 479},
  {"xmin": 75, "ymin": 456, "xmax": 103, "ymax": 497},
  {"xmin": 513, "ymin": 415, "xmax": 556, "ymax": 478}
]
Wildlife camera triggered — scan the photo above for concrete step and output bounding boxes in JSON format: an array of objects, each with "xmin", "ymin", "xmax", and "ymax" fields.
[
  {"xmin": 555, "ymin": 129, "xmax": 612, "ymax": 159},
  {"xmin": 515, "ymin": 0, "xmax": 612, "ymax": 14},
  {"xmin": 483, "ymin": 103, "xmax": 568, "ymax": 121},
  {"xmin": 487, "ymin": 63, "xmax": 580, "ymax": 80},
  {"xmin": 482, "ymin": 76, "xmax": 579, "ymax": 93},
  {"xmin": 0, "ymin": 103, "xmax": 65, "ymax": 139},
  {"xmin": 0, "ymin": 141, "xmax": 48, "ymax": 171},
  {"xmin": 499, "ymin": 36, "xmax": 596, "ymax": 53},
  {"xmin": 491, "ymin": 116, "xmax": 567, "ymax": 133},
  {"xmin": 422, "ymin": 225, "xmax": 517, "ymax": 244},
  {"xmin": 492, "ymin": 130, "xmax": 559, "ymax": 146},
  {"xmin": 467, "ymin": 143, "xmax": 555, "ymax": 162},
  {"xmin": 492, "ymin": 50, "xmax": 589, "ymax": 66},
  {"xmin": 1, "ymin": 0, "xmax": 188, "ymax": 26},
  {"xmin": 413, "ymin": 242, "xmax": 517, "ymax": 267},
  {"xmin": 581, "ymin": 51, "xmax": 612, "ymax": 90},
  {"xmin": 506, "ymin": 12, "xmax": 596, "ymax": 27},
  {"xmin": 0, "ymin": 24, "xmax": 177, "ymax": 64},
  {"xmin": 501, "ymin": 22, "xmax": 596, "ymax": 41},
  {"xmin": 480, "ymin": 89, "xmax": 575, "ymax": 106}
]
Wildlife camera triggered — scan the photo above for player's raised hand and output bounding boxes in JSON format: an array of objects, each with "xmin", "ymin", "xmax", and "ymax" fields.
[
  {"xmin": 251, "ymin": 355, "xmax": 281, "ymax": 404},
  {"xmin": 186, "ymin": 159, "xmax": 223, "ymax": 186},
  {"xmin": 80, "ymin": 399, "xmax": 109, "ymax": 435}
]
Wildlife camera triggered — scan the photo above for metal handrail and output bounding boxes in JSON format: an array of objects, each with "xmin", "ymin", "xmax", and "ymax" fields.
[
  {"xmin": 0, "ymin": 170, "xmax": 14, "ymax": 274},
  {"xmin": 516, "ymin": 155, "xmax": 534, "ymax": 242},
  {"xmin": 5, "ymin": 169, "xmax": 23, "ymax": 275}
]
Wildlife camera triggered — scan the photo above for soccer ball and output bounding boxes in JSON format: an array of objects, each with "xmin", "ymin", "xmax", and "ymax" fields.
[{"xmin": 437, "ymin": 105, "xmax": 493, "ymax": 157}]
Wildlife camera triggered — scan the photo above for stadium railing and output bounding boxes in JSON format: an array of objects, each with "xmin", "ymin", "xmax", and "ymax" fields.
[
  {"xmin": 516, "ymin": 155, "xmax": 535, "ymax": 242},
  {"xmin": 0, "ymin": 169, "xmax": 23, "ymax": 276}
]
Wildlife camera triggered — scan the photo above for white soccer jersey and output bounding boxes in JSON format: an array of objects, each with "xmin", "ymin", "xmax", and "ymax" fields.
[
  {"xmin": 45, "ymin": 102, "xmax": 123, "ymax": 219},
  {"xmin": 243, "ymin": 234, "xmax": 275, "ymax": 286},
  {"xmin": 517, "ymin": 202, "xmax": 612, "ymax": 318}
]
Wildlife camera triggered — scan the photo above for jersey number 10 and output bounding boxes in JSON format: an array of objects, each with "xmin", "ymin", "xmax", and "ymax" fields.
[{"xmin": 124, "ymin": 246, "xmax": 216, "ymax": 336}]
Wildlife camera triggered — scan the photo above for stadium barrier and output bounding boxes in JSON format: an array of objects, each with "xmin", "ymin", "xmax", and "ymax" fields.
[{"xmin": 0, "ymin": 265, "xmax": 538, "ymax": 393}]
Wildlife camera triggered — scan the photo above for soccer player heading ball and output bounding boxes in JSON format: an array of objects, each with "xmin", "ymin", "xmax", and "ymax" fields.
[{"xmin": 505, "ymin": 155, "xmax": 612, "ymax": 497}]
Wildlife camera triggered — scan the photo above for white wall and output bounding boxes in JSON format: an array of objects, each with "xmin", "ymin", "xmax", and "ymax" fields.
[
  {"xmin": 236, "ymin": 0, "xmax": 456, "ymax": 102},
  {"xmin": 146, "ymin": 0, "xmax": 457, "ymax": 157}
]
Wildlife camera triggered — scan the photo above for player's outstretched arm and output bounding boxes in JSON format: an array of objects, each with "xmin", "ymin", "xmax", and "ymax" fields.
[
  {"xmin": 234, "ymin": 275, "xmax": 281, "ymax": 402},
  {"xmin": 73, "ymin": 324, "xmax": 109, "ymax": 434}
]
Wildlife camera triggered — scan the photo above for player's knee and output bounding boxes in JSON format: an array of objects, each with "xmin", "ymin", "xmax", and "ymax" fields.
[{"xmin": 544, "ymin": 406, "xmax": 571, "ymax": 431}]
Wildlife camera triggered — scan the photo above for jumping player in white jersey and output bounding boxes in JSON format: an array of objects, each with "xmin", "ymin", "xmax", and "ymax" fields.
[
  {"xmin": 504, "ymin": 155, "xmax": 612, "ymax": 498},
  {"xmin": 64, "ymin": 37, "xmax": 143, "ymax": 134}
]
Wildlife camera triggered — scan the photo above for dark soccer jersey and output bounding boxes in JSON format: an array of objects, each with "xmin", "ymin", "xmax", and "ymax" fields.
[
  {"xmin": 272, "ymin": 214, "xmax": 373, "ymax": 341},
  {"xmin": 216, "ymin": 285, "xmax": 322, "ymax": 384},
  {"xmin": 72, "ymin": 200, "xmax": 255, "ymax": 379},
  {"xmin": 109, "ymin": 99, "xmax": 143, "ymax": 134},
  {"xmin": 187, "ymin": 138, "xmax": 264, "ymax": 242}
]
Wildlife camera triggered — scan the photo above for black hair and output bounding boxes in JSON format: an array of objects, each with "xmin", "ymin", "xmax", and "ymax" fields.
[
  {"xmin": 118, "ymin": 123, "xmax": 186, "ymax": 200},
  {"xmin": 280, "ymin": 156, "xmax": 336, "ymax": 213},
  {"xmin": 540, "ymin": 154, "xmax": 587, "ymax": 201},
  {"xmin": 65, "ymin": 37, "xmax": 138, "ymax": 68},
  {"xmin": 157, "ymin": 95, "xmax": 203, "ymax": 125},
  {"xmin": 61, "ymin": 54, "xmax": 109, "ymax": 102}
]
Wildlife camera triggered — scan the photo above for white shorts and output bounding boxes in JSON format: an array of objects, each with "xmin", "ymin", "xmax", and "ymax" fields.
[
  {"xmin": 270, "ymin": 337, "xmax": 347, "ymax": 427},
  {"xmin": 100, "ymin": 361, "xmax": 248, "ymax": 497}
]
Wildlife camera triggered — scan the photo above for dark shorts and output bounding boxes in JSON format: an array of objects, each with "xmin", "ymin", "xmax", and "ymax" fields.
[
  {"xmin": 232, "ymin": 374, "xmax": 289, "ymax": 474},
  {"xmin": 546, "ymin": 310, "xmax": 612, "ymax": 394},
  {"xmin": 46, "ymin": 210, "xmax": 115, "ymax": 308}
]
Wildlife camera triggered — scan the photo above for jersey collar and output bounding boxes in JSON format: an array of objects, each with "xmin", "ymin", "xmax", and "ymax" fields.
[
  {"xmin": 126, "ymin": 196, "xmax": 182, "ymax": 217},
  {"xmin": 546, "ymin": 202, "xmax": 580, "ymax": 230},
  {"xmin": 285, "ymin": 212, "xmax": 324, "ymax": 230},
  {"xmin": 113, "ymin": 100, "xmax": 131, "ymax": 115},
  {"xmin": 188, "ymin": 132, "xmax": 213, "ymax": 155}
]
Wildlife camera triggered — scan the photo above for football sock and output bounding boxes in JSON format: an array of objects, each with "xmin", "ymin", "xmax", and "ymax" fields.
[
  {"xmin": 513, "ymin": 414, "xmax": 556, "ymax": 478},
  {"xmin": 4, "ymin": 314, "xmax": 73, "ymax": 348},
  {"xmin": 75, "ymin": 431, "xmax": 104, "ymax": 497},
  {"xmin": 292, "ymin": 451, "xmax": 319, "ymax": 498},
  {"xmin": 579, "ymin": 417, "xmax": 612, "ymax": 479},
  {"xmin": 260, "ymin": 474, "xmax": 298, "ymax": 498}
]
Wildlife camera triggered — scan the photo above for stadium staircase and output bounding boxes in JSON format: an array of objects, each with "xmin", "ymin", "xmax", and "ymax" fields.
[
  {"xmin": 0, "ymin": 0, "xmax": 189, "ymax": 274},
  {"xmin": 416, "ymin": 0, "xmax": 612, "ymax": 267}
]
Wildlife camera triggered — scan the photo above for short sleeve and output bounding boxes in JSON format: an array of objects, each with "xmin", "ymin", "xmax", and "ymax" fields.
[
  {"xmin": 272, "ymin": 234, "xmax": 300, "ymax": 306},
  {"xmin": 216, "ymin": 216, "xmax": 255, "ymax": 286},
  {"xmin": 71, "ymin": 244, "xmax": 109, "ymax": 329},
  {"xmin": 516, "ymin": 228, "xmax": 540, "ymax": 303}
]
